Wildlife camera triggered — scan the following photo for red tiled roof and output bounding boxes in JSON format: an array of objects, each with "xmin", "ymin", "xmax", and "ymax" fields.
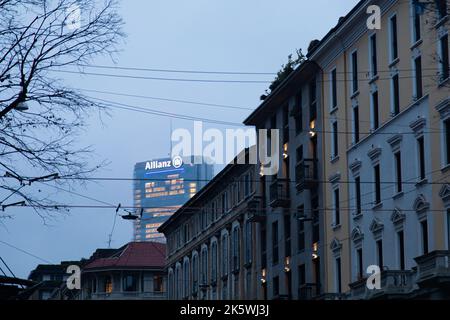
[{"xmin": 84, "ymin": 242, "xmax": 166, "ymax": 270}]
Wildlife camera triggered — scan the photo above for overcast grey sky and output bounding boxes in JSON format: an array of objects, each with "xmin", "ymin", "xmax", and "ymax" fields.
[{"xmin": 0, "ymin": 0, "xmax": 359, "ymax": 278}]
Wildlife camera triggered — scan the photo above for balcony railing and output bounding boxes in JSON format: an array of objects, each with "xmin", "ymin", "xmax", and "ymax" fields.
[
  {"xmin": 348, "ymin": 270, "xmax": 415, "ymax": 300},
  {"xmin": 415, "ymin": 250, "xmax": 450, "ymax": 288},
  {"xmin": 269, "ymin": 178, "xmax": 290, "ymax": 208},
  {"xmin": 247, "ymin": 197, "xmax": 265, "ymax": 223},
  {"xmin": 89, "ymin": 291, "xmax": 166, "ymax": 300},
  {"xmin": 298, "ymin": 283, "xmax": 320, "ymax": 300},
  {"xmin": 295, "ymin": 159, "xmax": 318, "ymax": 192}
]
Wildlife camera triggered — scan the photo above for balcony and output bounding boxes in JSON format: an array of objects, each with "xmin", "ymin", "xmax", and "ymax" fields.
[
  {"xmin": 269, "ymin": 178, "xmax": 290, "ymax": 208},
  {"xmin": 348, "ymin": 270, "xmax": 415, "ymax": 300},
  {"xmin": 298, "ymin": 283, "xmax": 320, "ymax": 300},
  {"xmin": 89, "ymin": 291, "xmax": 166, "ymax": 300},
  {"xmin": 295, "ymin": 159, "xmax": 318, "ymax": 192},
  {"xmin": 415, "ymin": 250, "xmax": 450, "ymax": 288},
  {"xmin": 247, "ymin": 197, "xmax": 265, "ymax": 222}
]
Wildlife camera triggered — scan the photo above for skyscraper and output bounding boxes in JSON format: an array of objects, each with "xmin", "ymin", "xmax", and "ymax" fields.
[{"xmin": 133, "ymin": 156, "xmax": 213, "ymax": 242}]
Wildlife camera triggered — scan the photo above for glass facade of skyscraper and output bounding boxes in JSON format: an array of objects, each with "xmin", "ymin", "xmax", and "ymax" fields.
[{"xmin": 133, "ymin": 156, "xmax": 213, "ymax": 242}]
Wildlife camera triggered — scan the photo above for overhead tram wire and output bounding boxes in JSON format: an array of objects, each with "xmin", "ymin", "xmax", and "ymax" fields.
[
  {"xmin": 50, "ymin": 68, "xmax": 443, "ymax": 84},
  {"xmin": 0, "ymin": 240, "xmax": 53, "ymax": 264},
  {"xmin": 84, "ymin": 95, "xmax": 445, "ymax": 135},
  {"xmin": 77, "ymin": 88, "xmax": 253, "ymax": 111},
  {"xmin": 4, "ymin": 172, "xmax": 450, "ymax": 186},
  {"xmin": 75, "ymin": 63, "xmax": 277, "ymax": 76},
  {"xmin": 74, "ymin": 62, "xmax": 442, "ymax": 76},
  {"xmin": 50, "ymin": 70, "xmax": 271, "ymax": 84}
]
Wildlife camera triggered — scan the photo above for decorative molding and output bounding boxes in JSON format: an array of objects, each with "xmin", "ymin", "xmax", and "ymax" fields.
[
  {"xmin": 351, "ymin": 227, "xmax": 364, "ymax": 243},
  {"xmin": 391, "ymin": 208, "xmax": 406, "ymax": 225},
  {"xmin": 409, "ymin": 117, "xmax": 426, "ymax": 137},
  {"xmin": 387, "ymin": 134, "xmax": 403, "ymax": 150},
  {"xmin": 369, "ymin": 218, "xmax": 384, "ymax": 235},
  {"xmin": 413, "ymin": 194, "xmax": 430, "ymax": 214},
  {"xmin": 329, "ymin": 172, "xmax": 341, "ymax": 184},
  {"xmin": 439, "ymin": 184, "xmax": 450, "ymax": 203},
  {"xmin": 435, "ymin": 97, "xmax": 450, "ymax": 120},
  {"xmin": 349, "ymin": 159, "xmax": 362, "ymax": 176},
  {"xmin": 330, "ymin": 238, "xmax": 342, "ymax": 254},
  {"xmin": 367, "ymin": 146, "xmax": 382, "ymax": 162}
]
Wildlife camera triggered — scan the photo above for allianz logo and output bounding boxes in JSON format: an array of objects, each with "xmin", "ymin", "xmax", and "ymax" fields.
[{"xmin": 145, "ymin": 156, "xmax": 183, "ymax": 170}]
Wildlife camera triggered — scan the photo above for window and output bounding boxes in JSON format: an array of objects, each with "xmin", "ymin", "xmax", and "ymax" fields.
[
  {"xmin": 395, "ymin": 151, "xmax": 403, "ymax": 193},
  {"xmin": 232, "ymin": 228, "xmax": 240, "ymax": 272},
  {"xmin": 374, "ymin": 164, "xmax": 381, "ymax": 205},
  {"xmin": 222, "ymin": 234, "xmax": 229, "ymax": 276},
  {"xmin": 183, "ymin": 261, "xmax": 189, "ymax": 297},
  {"xmin": 245, "ymin": 220, "xmax": 252, "ymax": 264},
  {"xmin": 298, "ymin": 264, "xmax": 306, "ymax": 287},
  {"xmin": 153, "ymin": 275, "xmax": 163, "ymax": 292},
  {"xmin": 309, "ymin": 78, "xmax": 317, "ymax": 121},
  {"xmin": 333, "ymin": 188, "xmax": 340, "ymax": 226},
  {"xmin": 222, "ymin": 192, "xmax": 228, "ymax": 213},
  {"xmin": 413, "ymin": 3, "xmax": 421, "ymax": 43},
  {"xmin": 376, "ymin": 240, "xmax": 383, "ymax": 269},
  {"xmin": 440, "ymin": 34, "xmax": 449, "ymax": 81},
  {"xmin": 369, "ymin": 34, "xmax": 378, "ymax": 77},
  {"xmin": 332, "ymin": 121, "xmax": 338, "ymax": 158},
  {"xmin": 421, "ymin": 220, "xmax": 429, "ymax": 254},
  {"xmin": 398, "ymin": 231, "xmax": 405, "ymax": 270},
  {"xmin": 371, "ymin": 91, "xmax": 379, "ymax": 130},
  {"xmin": 417, "ymin": 136, "xmax": 426, "ymax": 180},
  {"xmin": 105, "ymin": 276, "xmax": 113, "ymax": 293},
  {"xmin": 297, "ymin": 205, "xmax": 305, "ymax": 251},
  {"xmin": 295, "ymin": 92, "xmax": 303, "ymax": 134},
  {"xmin": 392, "ymin": 74, "xmax": 400, "ymax": 116},
  {"xmin": 436, "ymin": 0, "xmax": 448, "ymax": 20},
  {"xmin": 296, "ymin": 145, "xmax": 303, "ymax": 163},
  {"xmin": 445, "ymin": 118, "xmax": 450, "ymax": 165},
  {"xmin": 355, "ymin": 176, "xmax": 362, "ymax": 215},
  {"xmin": 192, "ymin": 255, "xmax": 199, "ymax": 294},
  {"xmin": 273, "ymin": 276, "xmax": 280, "ymax": 297},
  {"xmin": 447, "ymin": 209, "xmax": 450, "ymax": 249},
  {"xmin": 353, "ymin": 105, "xmax": 360, "ymax": 143},
  {"xmin": 272, "ymin": 221, "xmax": 279, "ymax": 265},
  {"xmin": 211, "ymin": 242, "xmax": 218, "ymax": 282},
  {"xmin": 284, "ymin": 214, "xmax": 291, "ymax": 257},
  {"xmin": 335, "ymin": 258, "xmax": 342, "ymax": 293},
  {"xmin": 390, "ymin": 15, "xmax": 399, "ymax": 61},
  {"xmin": 260, "ymin": 224, "xmax": 267, "ymax": 268},
  {"xmin": 201, "ymin": 249, "xmax": 208, "ymax": 285},
  {"xmin": 414, "ymin": 56, "xmax": 423, "ymax": 99},
  {"xmin": 244, "ymin": 174, "xmax": 251, "ymax": 197},
  {"xmin": 283, "ymin": 104, "xmax": 289, "ymax": 144},
  {"xmin": 357, "ymin": 248, "xmax": 363, "ymax": 280},
  {"xmin": 351, "ymin": 51, "xmax": 358, "ymax": 93},
  {"xmin": 330, "ymin": 68, "xmax": 337, "ymax": 109},
  {"xmin": 123, "ymin": 274, "xmax": 138, "ymax": 292}
]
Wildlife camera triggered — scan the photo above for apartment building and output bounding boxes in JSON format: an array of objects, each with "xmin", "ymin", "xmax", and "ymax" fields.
[
  {"xmin": 244, "ymin": 60, "xmax": 325, "ymax": 299},
  {"xmin": 159, "ymin": 148, "xmax": 258, "ymax": 300},
  {"xmin": 307, "ymin": 0, "xmax": 450, "ymax": 297}
]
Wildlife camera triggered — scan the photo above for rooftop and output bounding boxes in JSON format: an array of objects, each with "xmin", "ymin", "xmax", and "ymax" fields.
[{"xmin": 83, "ymin": 242, "xmax": 166, "ymax": 270}]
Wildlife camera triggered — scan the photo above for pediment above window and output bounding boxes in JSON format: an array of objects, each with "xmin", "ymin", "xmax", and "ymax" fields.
[
  {"xmin": 349, "ymin": 159, "xmax": 362, "ymax": 176},
  {"xmin": 330, "ymin": 238, "xmax": 342, "ymax": 253},
  {"xmin": 369, "ymin": 218, "xmax": 384, "ymax": 234},
  {"xmin": 391, "ymin": 208, "xmax": 406, "ymax": 225},
  {"xmin": 351, "ymin": 227, "xmax": 364, "ymax": 243},
  {"xmin": 439, "ymin": 184, "xmax": 450, "ymax": 203},
  {"xmin": 435, "ymin": 97, "xmax": 450, "ymax": 119},
  {"xmin": 409, "ymin": 117, "xmax": 426, "ymax": 137},
  {"xmin": 413, "ymin": 194, "xmax": 430, "ymax": 214},
  {"xmin": 387, "ymin": 134, "xmax": 402, "ymax": 151},
  {"xmin": 367, "ymin": 146, "xmax": 382, "ymax": 162}
]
